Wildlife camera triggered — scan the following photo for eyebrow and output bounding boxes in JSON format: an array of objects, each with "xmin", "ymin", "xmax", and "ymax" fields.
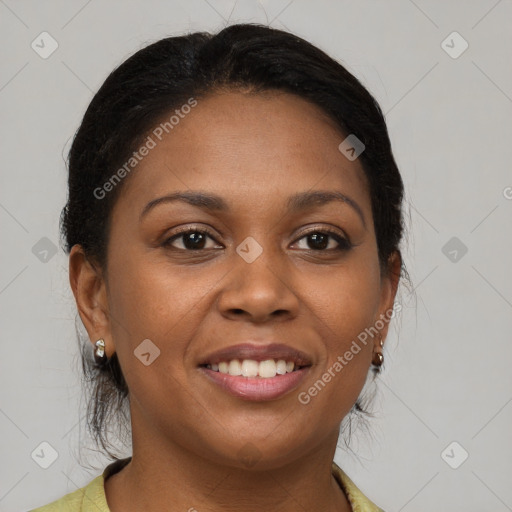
[{"xmin": 140, "ymin": 190, "xmax": 366, "ymax": 228}]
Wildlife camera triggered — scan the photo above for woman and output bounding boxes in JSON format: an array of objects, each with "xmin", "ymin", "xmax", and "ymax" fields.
[{"xmin": 32, "ymin": 23, "xmax": 406, "ymax": 512}]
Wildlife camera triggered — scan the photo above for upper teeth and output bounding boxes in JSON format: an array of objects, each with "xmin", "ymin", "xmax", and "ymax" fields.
[{"xmin": 206, "ymin": 359, "xmax": 296, "ymax": 378}]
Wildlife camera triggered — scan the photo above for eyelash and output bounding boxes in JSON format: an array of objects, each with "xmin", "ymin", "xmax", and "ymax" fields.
[{"xmin": 162, "ymin": 225, "xmax": 352, "ymax": 252}]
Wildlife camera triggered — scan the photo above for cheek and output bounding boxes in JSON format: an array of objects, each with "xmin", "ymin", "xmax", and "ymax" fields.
[
  {"xmin": 105, "ymin": 248, "xmax": 233, "ymax": 385},
  {"xmin": 298, "ymin": 257, "xmax": 381, "ymax": 406},
  {"xmin": 104, "ymin": 253, "xmax": 217, "ymax": 419},
  {"xmin": 304, "ymin": 254, "xmax": 381, "ymax": 344}
]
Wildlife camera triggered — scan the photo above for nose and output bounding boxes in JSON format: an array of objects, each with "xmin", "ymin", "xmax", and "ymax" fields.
[{"xmin": 217, "ymin": 251, "xmax": 300, "ymax": 324}]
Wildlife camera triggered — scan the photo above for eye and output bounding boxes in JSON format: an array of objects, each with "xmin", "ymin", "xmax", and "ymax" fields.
[
  {"xmin": 163, "ymin": 226, "xmax": 222, "ymax": 251},
  {"xmin": 162, "ymin": 226, "xmax": 352, "ymax": 252},
  {"xmin": 293, "ymin": 228, "xmax": 352, "ymax": 251}
]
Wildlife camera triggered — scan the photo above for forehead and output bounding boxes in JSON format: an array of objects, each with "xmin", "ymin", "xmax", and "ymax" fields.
[{"xmin": 115, "ymin": 91, "xmax": 370, "ymax": 219}]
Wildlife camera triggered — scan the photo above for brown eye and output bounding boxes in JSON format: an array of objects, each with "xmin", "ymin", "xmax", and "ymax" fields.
[
  {"xmin": 294, "ymin": 229, "xmax": 352, "ymax": 251},
  {"xmin": 163, "ymin": 228, "xmax": 222, "ymax": 251}
]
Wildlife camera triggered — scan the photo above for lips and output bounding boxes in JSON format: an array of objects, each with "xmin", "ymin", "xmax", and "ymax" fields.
[
  {"xmin": 197, "ymin": 342, "xmax": 313, "ymax": 401},
  {"xmin": 199, "ymin": 366, "xmax": 311, "ymax": 401},
  {"xmin": 198, "ymin": 343, "xmax": 313, "ymax": 367}
]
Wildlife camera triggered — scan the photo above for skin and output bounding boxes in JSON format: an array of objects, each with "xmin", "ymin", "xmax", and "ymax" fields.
[{"xmin": 70, "ymin": 90, "xmax": 401, "ymax": 512}]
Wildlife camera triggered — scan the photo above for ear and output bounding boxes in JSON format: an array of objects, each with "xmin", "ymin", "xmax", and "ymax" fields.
[
  {"xmin": 69, "ymin": 244, "xmax": 113, "ymax": 358},
  {"xmin": 375, "ymin": 250, "xmax": 402, "ymax": 345}
]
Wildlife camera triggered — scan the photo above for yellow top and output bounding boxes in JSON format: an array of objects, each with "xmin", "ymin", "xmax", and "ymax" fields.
[{"xmin": 30, "ymin": 458, "xmax": 385, "ymax": 512}]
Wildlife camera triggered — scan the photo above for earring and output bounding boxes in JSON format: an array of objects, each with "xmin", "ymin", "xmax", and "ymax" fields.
[
  {"xmin": 94, "ymin": 338, "xmax": 108, "ymax": 365},
  {"xmin": 372, "ymin": 352, "xmax": 384, "ymax": 366},
  {"xmin": 372, "ymin": 332, "xmax": 384, "ymax": 367}
]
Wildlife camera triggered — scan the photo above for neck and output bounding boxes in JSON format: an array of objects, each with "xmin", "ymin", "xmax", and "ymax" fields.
[{"xmin": 104, "ymin": 409, "xmax": 352, "ymax": 512}]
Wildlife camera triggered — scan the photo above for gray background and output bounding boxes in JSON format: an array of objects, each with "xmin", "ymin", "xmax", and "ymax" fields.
[{"xmin": 1, "ymin": 1, "xmax": 511, "ymax": 511}]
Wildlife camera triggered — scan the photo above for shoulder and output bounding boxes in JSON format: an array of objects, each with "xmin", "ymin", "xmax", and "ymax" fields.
[
  {"xmin": 332, "ymin": 462, "xmax": 387, "ymax": 512},
  {"xmin": 28, "ymin": 474, "xmax": 107, "ymax": 512},
  {"xmin": 29, "ymin": 457, "xmax": 131, "ymax": 512}
]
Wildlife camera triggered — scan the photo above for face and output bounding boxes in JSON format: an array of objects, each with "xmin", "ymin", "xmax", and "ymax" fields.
[{"xmin": 77, "ymin": 90, "xmax": 400, "ymax": 470}]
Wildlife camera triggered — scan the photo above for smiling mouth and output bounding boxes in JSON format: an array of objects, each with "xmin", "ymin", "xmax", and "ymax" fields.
[{"xmin": 199, "ymin": 359, "xmax": 310, "ymax": 379}]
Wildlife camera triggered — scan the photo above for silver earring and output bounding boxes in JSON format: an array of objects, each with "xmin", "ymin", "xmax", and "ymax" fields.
[
  {"xmin": 94, "ymin": 338, "xmax": 107, "ymax": 365},
  {"xmin": 372, "ymin": 332, "xmax": 384, "ymax": 367}
]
